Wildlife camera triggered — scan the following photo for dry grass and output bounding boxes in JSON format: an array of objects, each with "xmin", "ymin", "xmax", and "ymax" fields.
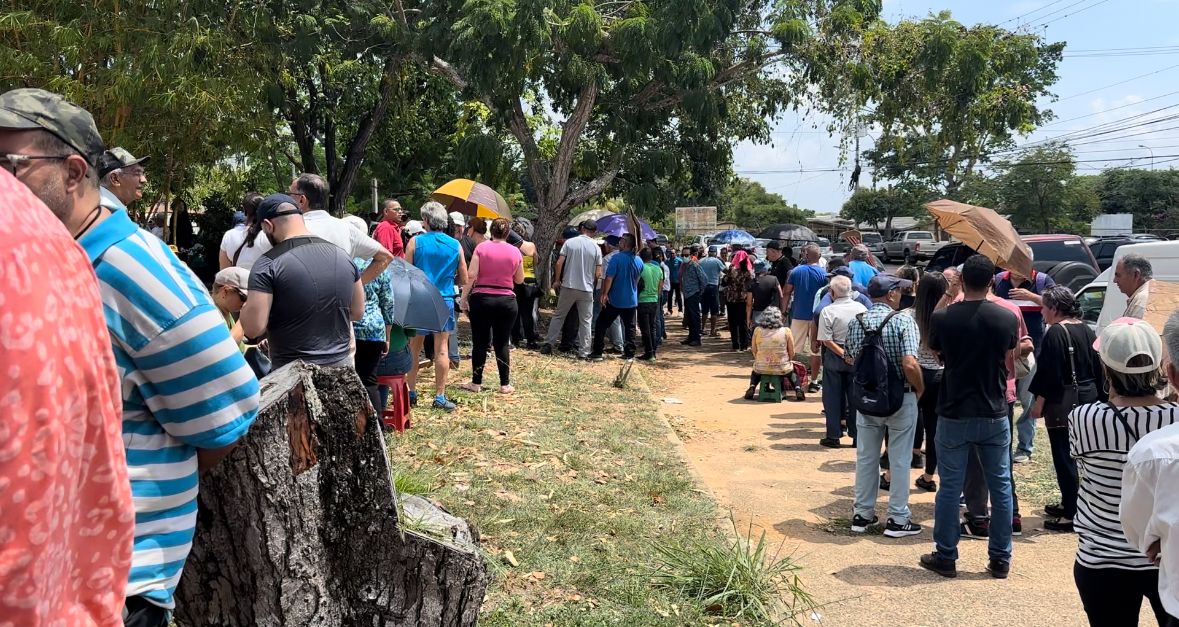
[{"xmin": 385, "ymin": 348, "xmax": 782, "ymax": 626}]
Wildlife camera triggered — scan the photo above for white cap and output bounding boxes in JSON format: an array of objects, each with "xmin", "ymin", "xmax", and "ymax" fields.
[
  {"xmin": 1094, "ymin": 317, "xmax": 1162, "ymax": 374},
  {"xmin": 405, "ymin": 220, "xmax": 425, "ymax": 235},
  {"xmin": 214, "ymin": 267, "xmax": 249, "ymax": 297},
  {"xmin": 448, "ymin": 211, "xmax": 466, "ymax": 227}
]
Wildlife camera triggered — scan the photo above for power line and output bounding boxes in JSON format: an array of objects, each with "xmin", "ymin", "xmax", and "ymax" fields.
[
  {"xmin": 1040, "ymin": 90, "xmax": 1179, "ymax": 128},
  {"xmin": 1055, "ymin": 63, "xmax": 1179, "ymax": 101},
  {"xmin": 1035, "ymin": 0, "xmax": 1113, "ymax": 27},
  {"xmin": 735, "ymin": 153, "xmax": 1179, "ymax": 176},
  {"xmin": 998, "ymin": 0, "xmax": 1073, "ymax": 26}
]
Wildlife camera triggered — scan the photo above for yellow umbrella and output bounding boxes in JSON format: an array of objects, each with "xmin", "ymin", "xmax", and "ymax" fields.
[
  {"xmin": 430, "ymin": 178, "xmax": 512, "ymax": 219},
  {"xmin": 925, "ymin": 199, "xmax": 1033, "ymax": 277}
]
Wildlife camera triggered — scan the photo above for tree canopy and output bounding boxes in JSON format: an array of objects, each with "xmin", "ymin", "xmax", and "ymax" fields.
[
  {"xmin": 993, "ymin": 147, "xmax": 1098, "ymax": 234},
  {"xmin": 720, "ymin": 177, "xmax": 810, "ymax": 232}
]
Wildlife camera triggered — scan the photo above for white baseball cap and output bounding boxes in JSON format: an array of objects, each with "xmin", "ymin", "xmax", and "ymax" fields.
[
  {"xmin": 405, "ymin": 219, "xmax": 425, "ymax": 235},
  {"xmin": 1094, "ymin": 317, "xmax": 1162, "ymax": 374},
  {"xmin": 214, "ymin": 267, "xmax": 249, "ymax": 298},
  {"xmin": 448, "ymin": 211, "xmax": 466, "ymax": 227}
]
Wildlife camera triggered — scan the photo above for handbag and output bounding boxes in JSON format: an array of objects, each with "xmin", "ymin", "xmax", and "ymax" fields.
[
  {"xmin": 1015, "ymin": 350, "xmax": 1036, "ymax": 379},
  {"xmin": 244, "ymin": 344, "xmax": 272, "ymax": 380},
  {"xmin": 1043, "ymin": 324, "xmax": 1079, "ymax": 429}
]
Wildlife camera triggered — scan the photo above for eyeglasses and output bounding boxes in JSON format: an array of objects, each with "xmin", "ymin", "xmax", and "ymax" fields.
[{"xmin": 0, "ymin": 153, "xmax": 70, "ymax": 174}]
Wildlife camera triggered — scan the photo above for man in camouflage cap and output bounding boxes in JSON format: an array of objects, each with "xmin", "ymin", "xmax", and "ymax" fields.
[
  {"xmin": 98, "ymin": 146, "xmax": 150, "ymax": 210},
  {"xmin": 0, "ymin": 88, "xmax": 105, "ymax": 232},
  {"xmin": 0, "ymin": 88, "xmax": 261, "ymax": 625}
]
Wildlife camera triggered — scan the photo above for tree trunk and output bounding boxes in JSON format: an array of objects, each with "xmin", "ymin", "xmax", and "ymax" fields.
[{"xmin": 174, "ymin": 362, "xmax": 486, "ymax": 626}]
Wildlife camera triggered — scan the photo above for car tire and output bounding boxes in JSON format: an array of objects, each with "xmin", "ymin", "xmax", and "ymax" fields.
[
  {"xmin": 1047, "ymin": 261, "xmax": 1099, "ymax": 293},
  {"xmin": 882, "ymin": 250, "xmax": 890, "ymax": 263}
]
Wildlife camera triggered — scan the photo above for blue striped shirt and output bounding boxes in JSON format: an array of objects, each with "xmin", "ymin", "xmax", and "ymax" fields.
[{"xmin": 79, "ymin": 209, "xmax": 260, "ymax": 609}]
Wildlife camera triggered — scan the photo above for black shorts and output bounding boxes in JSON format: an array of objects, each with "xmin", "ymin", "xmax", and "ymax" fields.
[{"xmin": 700, "ymin": 285, "xmax": 720, "ymax": 316}]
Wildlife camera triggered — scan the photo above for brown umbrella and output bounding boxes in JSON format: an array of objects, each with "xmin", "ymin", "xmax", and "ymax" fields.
[{"xmin": 924, "ymin": 199, "xmax": 1033, "ymax": 276}]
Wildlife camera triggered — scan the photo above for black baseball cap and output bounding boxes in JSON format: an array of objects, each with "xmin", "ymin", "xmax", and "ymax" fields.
[
  {"xmin": 579, "ymin": 219, "xmax": 598, "ymax": 232},
  {"xmin": 561, "ymin": 226, "xmax": 580, "ymax": 240},
  {"xmin": 766, "ymin": 241, "xmax": 782, "ymax": 250},
  {"xmin": 867, "ymin": 273, "xmax": 913, "ymax": 297},
  {"xmin": 257, "ymin": 193, "xmax": 303, "ymax": 221}
]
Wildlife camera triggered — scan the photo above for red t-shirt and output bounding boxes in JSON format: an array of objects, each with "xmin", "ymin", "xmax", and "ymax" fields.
[
  {"xmin": 0, "ymin": 169, "xmax": 134, "ymax": 625},
  {"xmin": 373, "ymin": 220, "xmax": 404, "ymax": 258}
]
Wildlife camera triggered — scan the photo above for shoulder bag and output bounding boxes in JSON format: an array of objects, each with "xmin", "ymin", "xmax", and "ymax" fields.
[{"xmin": 1043, "ymin": 324, "xmax": 1079, "ymax": 429}]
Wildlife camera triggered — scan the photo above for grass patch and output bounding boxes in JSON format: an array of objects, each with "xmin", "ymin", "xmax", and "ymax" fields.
[
  {"xmin": 387, "ymin": 348, "xmax": 773, "ymax": 625},
  {"xmin": 1012, "ymin": 424, "xmax": 1059, "ymax": 509},
  {"xmin": 650, "ymin": 517, "xmax": 816, "ymax": 624},
  {"xmin": 392, "ymin": 468, "xmax": 437, "ymax": 496}
]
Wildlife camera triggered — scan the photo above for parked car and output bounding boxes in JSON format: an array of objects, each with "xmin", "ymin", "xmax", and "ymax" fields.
[
  {"xmin": 881, "ymin": 231, "xmax": 948, "ymax": 263},
  {"xmin": 1075, "ymin": 240, "xmax": 1179, "ymax": 330},
  {"xmin": 861, "ymin": 231, "xmax": 884, "ymax": 254},
  {"xmin": 926, "ymin": 234, "xmax": 1099, "ymax": 293},
  {"xmin": 1089, "ymin": 237, "xmax": 1136, "ymax": 271}
]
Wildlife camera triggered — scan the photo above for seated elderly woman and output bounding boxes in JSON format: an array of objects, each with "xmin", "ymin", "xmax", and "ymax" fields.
[{"xmin": 744, "ymin": 306, "xmax": 806, "ymax": 402}]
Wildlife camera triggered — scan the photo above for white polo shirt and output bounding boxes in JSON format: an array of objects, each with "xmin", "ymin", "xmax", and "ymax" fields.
[
  {"xmin": 817, "ymin": 296, "xmax": 868, "ymax": 345},
  {"xmin": 303, "ymin": 209, "xmax": 384, "ymax": 259},
  {"xmin": 1122, "ymin": 416, "xmax": 1179, "ymax": 616}
]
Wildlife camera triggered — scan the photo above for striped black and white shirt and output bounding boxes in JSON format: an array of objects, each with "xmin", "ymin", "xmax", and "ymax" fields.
[{"xmin": 1070, "ymin": 401, "xmax": 1179, "ymax": 569}]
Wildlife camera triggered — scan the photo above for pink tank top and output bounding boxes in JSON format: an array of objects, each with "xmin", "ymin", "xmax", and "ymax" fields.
[{"xmin": 472, "ymin": 240, "xmax": 522, "ymax": 296}]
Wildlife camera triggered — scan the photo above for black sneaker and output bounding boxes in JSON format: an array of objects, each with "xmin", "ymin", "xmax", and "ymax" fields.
[
  {"xmin": 807, "ymin": 382, "xmax": 822, "ymax": 393},
  {"xmin": 986, "ymin": 558, "xmax": 1011, "ymax": 579},
  {"xmin": 586, "ymin": 353, "xmax": 604, "ymax": 362},
  {"xmin": 883, "ymin": 518, "xmax": 922, "ymax": 538},
  {"xmin": 1043, "ymin": 518, "xmax": 1075, "ymax": 533},
  {"xmin": 961, "ymin": 518, "xmax": 989, "ymax": 539},
  {"xmin": 1044, "ymin": 503, "xmax": 1066, "ymax": 518},
  {"xmin": 539, "ymin": 343, "xmax": 553, "ymax": 355},
  {"xmin": 919, "ymin": 552, "xmax": 957, "ymax": 578},
  {"xmin": 850, "ymin": 514, "xmax": 879, "ymax": 533},
  {"xmin": 915, "ymin": 476, "xmax": 937, "ymax": 492},
  {"xmin": 910, "ymin": 453, "xmax": 924, "ymax": 469},
  {"xmin": 879, "ymin": 472, "xmax": 891, "ymax": 491},
  {"xmin": 819, "ymin": 438, "xmax": 842, "ymax": 449}
]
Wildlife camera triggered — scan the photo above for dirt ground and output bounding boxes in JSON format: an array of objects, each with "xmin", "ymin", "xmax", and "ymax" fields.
[{"xmin": 642, "ymin": 312, "xmax": 1139, "ymax": 626}]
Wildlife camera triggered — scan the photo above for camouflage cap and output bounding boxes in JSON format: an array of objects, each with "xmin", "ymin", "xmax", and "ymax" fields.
[
  {"xmin": 98, "ymin": 147, "xmax": 149, "ymax": 178},
  {"xmin": 0, "ymin": 88, "xmax": 105, "ymax": 166}
]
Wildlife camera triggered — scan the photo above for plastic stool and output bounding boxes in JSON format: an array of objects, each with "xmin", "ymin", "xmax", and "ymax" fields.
[
  {"xmin": 758, "ymin": 375, "xmax": 784, "ymax": 402},
  {"xmin": 376, "ymin": 374, "xmax": 412, "ymax": 432}
]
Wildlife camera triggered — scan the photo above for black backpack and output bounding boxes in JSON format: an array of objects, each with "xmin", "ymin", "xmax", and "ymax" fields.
[{"xmin": 852, "ymin": 311, "xmax": 906, "ymax": 417}]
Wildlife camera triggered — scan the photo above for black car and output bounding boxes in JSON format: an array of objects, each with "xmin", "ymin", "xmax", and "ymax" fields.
[
  {"xmin": 925, "ymin": 236, "xmax": 1100, "ymax": 293},
  {"xmin": 1089, "ymin": 238, "xmax": 1135, "ymax": 271}
]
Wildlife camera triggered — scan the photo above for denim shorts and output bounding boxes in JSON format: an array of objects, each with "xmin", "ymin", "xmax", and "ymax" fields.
[
  {"xmin": 701, "ymin": 285, "xmax": 720, "ymax": 316},
  {"xmin": 377, "ymin": 347, "xmax": 412, "ymax": 376}
]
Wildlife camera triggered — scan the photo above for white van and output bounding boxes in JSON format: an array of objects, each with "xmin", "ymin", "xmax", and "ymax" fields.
[{"xmin": 1075, "ymin": 241, "xmax": 1179, "ymax": 331}]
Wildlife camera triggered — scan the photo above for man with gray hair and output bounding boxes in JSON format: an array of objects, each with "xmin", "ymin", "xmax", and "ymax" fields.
[
  {"xmin": 97, "ymin": 146, "xmax": 148, "ymax": 211},
  {"xmin": 406, "ymin": 200, "xmax": 469, "ymax": 411},
  {"xmin": 817, "ymin": 274, "xmax": 867, "ymax": 448},
  {"xmin": 288, "ymin": 173, "xmax": 393, "ymax": 283},
  {"xmin": 1116, "ymin": 253, "xmax": 1153, "ymax": 319}
]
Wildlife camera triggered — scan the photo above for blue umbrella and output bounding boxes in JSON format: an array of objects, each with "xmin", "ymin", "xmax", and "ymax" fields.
[
  {"xmin": 595, "ymin": 213, "xmax": 657, "ymax": 241},
  {"xmin": 711, "ymin": 229, "xmax": 755, "ymax": 245},
  {"xmin": 386, "ymin": 258, "xmax": 450, "ymax": 332}
]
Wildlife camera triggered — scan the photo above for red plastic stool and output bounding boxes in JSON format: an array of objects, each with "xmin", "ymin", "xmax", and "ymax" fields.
[{"xmin": 376, "ymin": 374, "xmax": 412, "ymax": 432}]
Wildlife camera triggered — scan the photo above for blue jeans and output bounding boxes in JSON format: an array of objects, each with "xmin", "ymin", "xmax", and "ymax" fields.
[
  {"xmin": 822, "ymin": 350, "xmax": 855, "ymax": 440},
  {"xmin": 1014, "ymin": 368, "xmax": 1036, "ymax": 455},
  {"xmin": 854, "ymin": 392, "xmax": 918, "ymax": 524},
  {"xmin": 934, "ymin": 415, "xmax": 1014, "ymax": 562},
  {"xmin": 657, "ymin": 292, "xmax": 667, "ymax": 346}
]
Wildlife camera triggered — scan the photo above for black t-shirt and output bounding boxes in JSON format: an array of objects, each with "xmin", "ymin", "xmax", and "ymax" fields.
[
  {"xmin": 1029, "ymin": 322, "xmax": 1105, "ymax": 404},
  {"xmin": 770, "ymin": 256, "xmax": 794, "ymax": 287},
  {"xmin": 752, "ymin": 275, "xmax": 781, "ymax": 311},
  {"xmin": 929, "ymin": 300, "xmax": 1019, "ymax": 419}
]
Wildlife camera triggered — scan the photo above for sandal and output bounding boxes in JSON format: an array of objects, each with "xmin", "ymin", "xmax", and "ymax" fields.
[{"xmin": 458, "ymin": 383, "xmax": 482, "ymax": 393}]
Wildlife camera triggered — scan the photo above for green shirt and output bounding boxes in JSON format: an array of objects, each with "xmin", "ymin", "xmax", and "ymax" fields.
[{"xmin": 639, "ymin": 262, "xmax": 663, "ymax": 304}]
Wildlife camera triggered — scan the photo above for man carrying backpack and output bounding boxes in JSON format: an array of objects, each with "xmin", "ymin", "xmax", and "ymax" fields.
[
  {"xmin": 920, "ymin": 254, "xmax": 1019, "ymax": 580},
  {"xmin": 845, "ymin": 273, "xmax": 925, "ymax": 538}
]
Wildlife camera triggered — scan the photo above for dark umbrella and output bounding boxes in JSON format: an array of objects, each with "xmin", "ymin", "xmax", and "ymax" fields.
[
  {"xmin": 386, "ymin": 258, "xmax": 450, "ymax": 332},
  {"xmin": 758, "ymin": 223, "xmax": 817, "ymax": 242}
]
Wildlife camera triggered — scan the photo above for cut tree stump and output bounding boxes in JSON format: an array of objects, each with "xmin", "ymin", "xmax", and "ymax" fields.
[{"xmin": 174, "ymin": 362, "xmax": 486, "ymax": 627}]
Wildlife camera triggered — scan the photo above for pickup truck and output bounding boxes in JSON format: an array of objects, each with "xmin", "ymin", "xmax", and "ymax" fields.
[{"xmin": 881, "ymin": 231, "xmax": 947, "ymax": 263}]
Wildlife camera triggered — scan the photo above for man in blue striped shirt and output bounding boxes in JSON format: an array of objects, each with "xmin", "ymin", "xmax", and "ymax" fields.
[{"xmin": 0, "ymin": 89, "xmax": 260, "ymax": 625}]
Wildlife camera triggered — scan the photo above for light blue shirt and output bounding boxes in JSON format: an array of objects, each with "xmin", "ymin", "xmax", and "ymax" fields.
[
  {"xmin": 699, "ymin": 256, "xmax": 725, "ymax": 286},
  {"xmin": 849, "ymin": 260, "xmax": 879, "ymax": 287},
  {"xmin": 79, "ymin": 209, "xmax": 259, "ymax": 609},
  {"xmin": 99, "ymin": 185, "xmax": 126, "ymax": 211}
]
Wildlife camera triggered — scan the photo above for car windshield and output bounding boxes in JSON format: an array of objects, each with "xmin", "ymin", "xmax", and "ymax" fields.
[
  {"xmin": 862, "ymin": 233, "xmax": 882, "ymax": 243},
  {"xmin": 818, "ymin": 237, "xmax": 830, "ymax": 247},
  {"xmin": 910, "ymin": 232, "xmax": 933, "ymax": 240},
  {"xmin": 1027, "ymin": 240, "xmax": 1092, "ymax": 266}
]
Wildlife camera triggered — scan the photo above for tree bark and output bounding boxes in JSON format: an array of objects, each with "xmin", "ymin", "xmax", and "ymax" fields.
[{"xmin": 174, "ymin": 362, "xmax": 486, "ymax": 626}]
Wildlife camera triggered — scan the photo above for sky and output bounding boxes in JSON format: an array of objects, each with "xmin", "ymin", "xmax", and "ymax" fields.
[{"xmin": 731, "ymin": 0, "xmax": 1179, "ymax": 215}]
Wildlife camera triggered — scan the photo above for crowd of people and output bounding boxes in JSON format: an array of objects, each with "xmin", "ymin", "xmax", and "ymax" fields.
[{"xmin": 7, "ymin": 85, "xmax": 1179, "ymax": 627}]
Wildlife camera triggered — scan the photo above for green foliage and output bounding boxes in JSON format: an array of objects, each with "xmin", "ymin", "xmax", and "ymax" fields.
[
  {"xmin": 848, "ymin": 12, "xmax": 1064, "ymax": 193},
  {"xmin": 720, "ymin": 177, "xmax": 811, "ymax": 232},
  {"xmin": 1097, "ymin": 169, "xmax": 1179, "ymax": 229},
  {"xmin": 840, "ymin": 185, "xmax": 930, "ymax": 233},
  {"xmin": 994, "ymin": 147, "xmax": 1097, "ymax": 234}
]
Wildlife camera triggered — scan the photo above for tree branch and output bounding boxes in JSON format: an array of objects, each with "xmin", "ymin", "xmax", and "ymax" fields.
[
  {"xmin": 331, "ymin": 55, "xmax": 403, "ymax": 215},
  {"xmin": 549, "ymin": 82, "xmax": 600, "ymax": 206},
  {"xmin": 430, "ymin": 55, "xmax": 468, "ymax": 90}
]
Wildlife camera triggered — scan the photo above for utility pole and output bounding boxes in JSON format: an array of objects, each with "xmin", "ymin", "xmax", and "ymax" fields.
[{"xmin": 1140, "ymin": 144, "xmax": 1156, "ymax": 171}]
